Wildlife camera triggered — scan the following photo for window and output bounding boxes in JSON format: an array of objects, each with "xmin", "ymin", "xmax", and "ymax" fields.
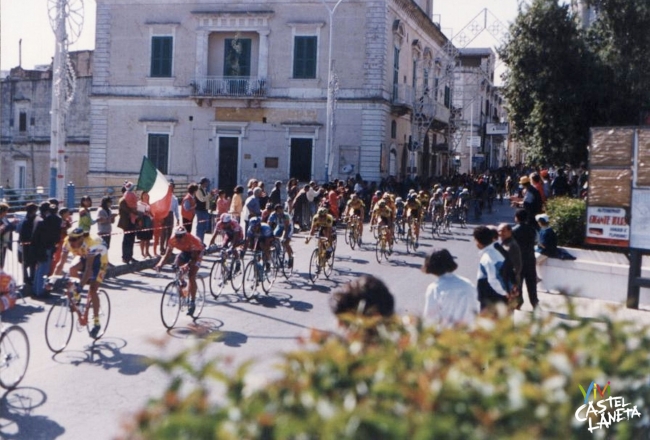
[
  {"xmin": 391, "ymin": 121, "xmax": 397, "ymax": 139},
  {"xmin": 19, "ymin": 112, "xmax": 27, "ymax": 132},
  {"xmin": 147, "ymin": 134, "xmax": 169, "ymax": 174},
  {"xmin": 224, "ymin": 38, "xmax": 252, "ymax": 77},
  {"xmin": 293, "ymin": 36, "xmax": 317, "ymax": 79},
  {"xmin": 392, "ymin": 47, "xmax": 400, "ymax": 100},
  {"xmin": 444, "ymin": 86, "xmax": 451, "ymax": 109},
  {"xmin": 412, "ymin": 60, "xmax": 417, "ymax": 87},
  {"xmin": 150, "ymin": 36, "xmax": 173, "ymax": 77}
]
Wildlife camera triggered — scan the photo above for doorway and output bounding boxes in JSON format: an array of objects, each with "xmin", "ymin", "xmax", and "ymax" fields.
[
  {"xmin": 289, "ymin": 138, "xmax": 312, "ymax": 182},
  {"xmin": 218, "ymin": 137, "xmax": 238, "ymax": 195}
]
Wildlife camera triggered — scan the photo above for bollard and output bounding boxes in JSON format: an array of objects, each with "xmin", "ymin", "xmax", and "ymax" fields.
[{"xmin": 66, "ymin": 182, "xmax": 75, "ymax": 209}]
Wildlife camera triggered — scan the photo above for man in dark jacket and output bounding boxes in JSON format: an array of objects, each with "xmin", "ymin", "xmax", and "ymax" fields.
[
  {"xmin": 18, "ymin": 203, "xmax": 38, "ymax": 290},
  {"xmin": 519, "ymin": 176, "xmax": 543, "ymax": 230},
  {"xmin": 512, "ymin": 209, "xmax": 539, "ymax": 309},
  {"xmin": 32, "ymin": 202, "xmax": 62, "ymax": 298}
]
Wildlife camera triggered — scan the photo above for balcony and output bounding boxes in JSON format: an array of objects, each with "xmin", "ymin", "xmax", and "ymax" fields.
[{"xmin": 191, "ymin": 76, "xmax": 269, "ymax": 98}]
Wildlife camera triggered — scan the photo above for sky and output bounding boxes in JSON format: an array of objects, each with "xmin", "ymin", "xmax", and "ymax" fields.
[{"xmin": 0, "ymin": 0, "xmax": 522, "ymax": 72}]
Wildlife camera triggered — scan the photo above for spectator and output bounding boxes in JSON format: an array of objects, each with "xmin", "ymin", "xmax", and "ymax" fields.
[
  {"xmin": 286, "ymin": 178, "xmax": 299, "ymax": 213},
  {"xmin": 536, "ymin": 214, "xmax": 558, "ymax": 257},
  {"xmin": 519, "ymin": 176, "xmax": 543, "ymax": 230},
  {"xmin": 78, "ymin": 195, "xmax": 95, "ymax": 234},
  {"xmin": 243, "ymin": 187, "xmax": 263, "ymax": 232},
  {"xmin": 269, "ymin": 180, "xmax": 282, "ymax": 207},
  {"xmin": 497, "ymin": 223, "xmax": 522, "ymax": 288},
  {"xmin": 215, "ymin": 189, "xmax": 230, "ymax": 218},
  {"xmin": 181, "ymin": 183, "xmax": 198, "ymax": 232},
  {"xmin": 229, "ymin": 185, "xmax": 245, "ymax": 223},
  {"xmin": 32, "ymin": 202, "xmax": 61, "ymax": 298},
  {"xmin": 118, "ymin": 181, "xmax": 139, "ymax": 264},
  {"xmin": 51, "ymin": 207, "xmax": 73, "ymax": 274},
  {"xmin": 473, "ymin": 226, "xmax": 510, "ymax": 311},
  {"xmin": 292, "ymin": 185, "xmax": 310, "ymax": 231},
  {"xmin": 512, "ymin": 209, "xmax": 539, "ymax": 309},
  {"xmin": 136, "ymin": 192, "xmax": 154, "ymax": 258},
  {"xmin": 257, "ymin": 182, "xmax": 269, "ymax": 208},
  {"xmin": 551, "ymin": 168, "xmax": 570, "ymax": 197},
  {"xmin": 0, "ymin": 268, "xmax": 17, "ymax": 312},
  {"xmin": 540, "ymin": 170, "xmax": 551, "ymax": 199},
  {"xmin": 159, "ymin": 180, "xmax": 179, "ymax": 255},
  {"xmin": 0, "ymin": 203, "xmax": 18, "ymax": 269},
  {"xmin": 96, "ymin": 196, "xmax": 116, "ymax": 250},
  {"xmin": 330, "ymin": 275, "xmax": 394, "ymax": 320},
  {"xmin": 18, "ymin": 203, "xmax": 38, "ymax": 290},
  {"xmin": 530, "ymin": 172, "xmax": 547, "ymax": 205},
  {"xmin": 194, "ymin": 177, "xmax": 213, "ymax": 243},
  {"xmin": 422, "ymin": 248, "xmax": 479, "ymax": 329}
]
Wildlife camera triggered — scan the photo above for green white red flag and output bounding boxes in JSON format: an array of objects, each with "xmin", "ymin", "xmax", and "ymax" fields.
[{"xmin": 136, "ymin": 156, "xmax": 173, "ymax": 221}]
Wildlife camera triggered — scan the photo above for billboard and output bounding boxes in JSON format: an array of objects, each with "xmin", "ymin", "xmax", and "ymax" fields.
[
  {"xmin": 585, "ymin": 207, "xmax": 630, "ymax": 247},
  {"xmin": 485, "ymin": 123, "xmax": 509, "ymax": 135}
]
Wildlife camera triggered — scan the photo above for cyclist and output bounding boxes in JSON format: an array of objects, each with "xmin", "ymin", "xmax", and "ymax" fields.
[
  {"xmin": 268, "ymin": 204, "xmax": 294, "ymax": 269},
  {"xmin": 395, "ymin": 196, "xmax": 405, "ymax": 236},
  {"xmin": 418, "ymin": 190, "xmax": 431, "ymax": 218},
  {"xmin": 372, "ymin": 199, "xmax": 394, "ymax": 251},
  {"xmin": 308, "ymin": 207, "xmax": 336, "ymax": 258},
  {"xmin": 210, "ymin": 213, "xmax": 244, "ymax": 273},
  {"xmin": 54, "ymin": 227, "xmax": 109, "ymax": 337},
  {"xmin": 429, "ymin": 189, "xmax": 444, "ymax": 223},
  {"xmin": 457, "ymin": 188, "xmax": 471, "ymax": 217},
  {"xmin": 155, "ymin": 226, "xmax": 204, "ymax": 317},
  {"xmin": 405, "ymin": 194, "xmax": 422, "ymax": 249},
  {"xmin": 243, "ymin": 217, "xmax": 274, "ymax": 270},
  {"xmin": 345, "ymin": 194, "xmax": 366, "ymax": 244}
]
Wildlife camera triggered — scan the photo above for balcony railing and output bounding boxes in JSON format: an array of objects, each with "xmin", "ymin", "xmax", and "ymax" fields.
[{"xmin": 191, "ymin": 76, "xmax": 269, "ymax": 98}]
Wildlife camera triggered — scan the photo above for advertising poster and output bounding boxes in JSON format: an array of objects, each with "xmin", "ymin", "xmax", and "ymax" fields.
[{"xmin": 585, "ymin": 207, "xmax": 630, "ymax": 247}]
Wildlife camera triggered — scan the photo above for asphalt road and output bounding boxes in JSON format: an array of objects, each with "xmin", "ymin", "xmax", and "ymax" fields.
[{"xmin": 0, "ymin": 201, "xmax": 517, "ymax": 440}]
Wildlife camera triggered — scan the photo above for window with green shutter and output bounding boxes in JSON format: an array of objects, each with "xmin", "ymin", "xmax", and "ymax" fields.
[
  {"xmin": 148, "ymin": 134, "xmax": 169, "ymax": 174},
  {"xmin": 150, "ymin": 36, "xmax": 173, "ymax": 77},
  {"xmin": 293, "ymin": 36, "xmax": 317, "ymax": 79}
]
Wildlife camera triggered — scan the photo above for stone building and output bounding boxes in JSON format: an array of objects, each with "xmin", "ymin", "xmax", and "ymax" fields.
[
  {"xmin": 452, "ymin": 47, "xmax": 506, "ymax": 173},
  {"xmin": 89, "ymin": 0, "xmax": 453, "ymax": 192},
  {"xmin": 0, "ymin": 51, "xmax": 93, "ymax": 190}
]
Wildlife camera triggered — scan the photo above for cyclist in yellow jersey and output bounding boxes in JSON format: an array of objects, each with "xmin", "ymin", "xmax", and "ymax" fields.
[
  {"xmin": 345, "ymin": 194, "xmax": 366, "ymax": 242},
  {"xmin": 308, "ymin": 207, "xmax": 336, "ymax": 257},
  {"xmin": 382, "ymin": 193, "xmax": 397, "ymax": 241},
  {"xmin": 54, "ymin": 227, "xmax": 108, "ymax": 338},
  {"xmin": 418, "ymin": 190, "xmax": 431, "ymax": 211},
  {"xmin": 372, "ymin": 200, "xmax": 394, "ymax": 251},
  {"xmin": 405, "ymin": 194, "xmax": 422, "ymax": 248}
]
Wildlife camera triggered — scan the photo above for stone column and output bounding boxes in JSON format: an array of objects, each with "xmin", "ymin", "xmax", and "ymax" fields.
[{"xmin": 258, "ymin": 30, "xmax": 270, "ymax": 79}]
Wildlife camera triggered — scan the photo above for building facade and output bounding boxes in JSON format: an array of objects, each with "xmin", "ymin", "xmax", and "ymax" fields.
[
  {"xmin": 451, "ymin": 48, "xmax": 506, "ymax": 174},
  {"xmin": 0, "ymin": 51, "xmax": 93, "ymax": 190},
  {"xmin": 89, "ymin": 0, "xmax": 453, "ymax": 192}
]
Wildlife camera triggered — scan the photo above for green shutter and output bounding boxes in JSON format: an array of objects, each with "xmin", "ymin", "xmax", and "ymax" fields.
[
  {"xmin": 147, "ymin": 134, "xmax": 169, "ymax": 174},
  {"xmin": 293, "ymin": 36, "xmax": 317, "ymax": 79},
  {"xmin": 151, "ymin": 36, "xmax": 173, "ymax": 77}
]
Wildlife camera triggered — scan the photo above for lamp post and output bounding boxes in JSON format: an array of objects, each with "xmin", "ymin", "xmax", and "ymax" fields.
[{"xmin": 322, "ymin": 0, "xmax": 345, "ymax": 183}]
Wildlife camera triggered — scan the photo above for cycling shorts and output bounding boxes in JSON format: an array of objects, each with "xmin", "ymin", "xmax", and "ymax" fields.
[
  {"xmin": 176, "ymin": 250, "xmax": 204, "ymax": 268},
  {"xmin": 75, "ymin": 256, "xmax": 108, "ymax": 283}
]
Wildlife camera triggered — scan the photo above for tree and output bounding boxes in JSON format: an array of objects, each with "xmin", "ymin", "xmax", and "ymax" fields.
[
  {"xmin": 584, "ymin": 0, "xmax": 650, "ymax": 125},
  {"xmin": 498, "ymin": 0, "xmax": 595, "ymax": 166}
]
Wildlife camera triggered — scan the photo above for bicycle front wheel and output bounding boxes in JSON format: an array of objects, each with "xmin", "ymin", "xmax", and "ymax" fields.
[
  {"xmin": 375, "ymin": 239, "xmax": 384, "ymax": 263},
  {"xmin": 242, "ymin": 260, "xmax": 260, "ymax": 300},
  {"xmin": 193, "ymin": 277, "xmax": 206, "ymax": 318},
  {"xmin": 0, "ymin": 325, "xmax": 30, "ymax": 390},
  {"xmin": 160, "ymin": 282, "xmax": 181, "ymax": 329},
  {"xmin": 324, "ymin": 248, "xmax": 335, "ymax": 278},
  {"xmin": 209, "ymin": 258, "xmax": 228, "ymax": 298},
  {"xmin": 344, "ymin": 223, "xmax": 351, "ymax": 245},
  {"xmin": 230, "ymin": 257, "xmax": 244, "ymax": 292},
  {"xmin": 348, "ymin": 224, "xmax": 356, "ymax": 250},
  {"xmin": 45, "ymin": 298, "xmax": 74, "ymax": 353},
  {"xmin": 86, "ymin": 289, "xmax": 111, "ymax": 340},
  {"xmin": 280, "ymin": 248, "xmax": 293, "ymax": 279},
  {"xmin": 309, "ymin": 248, "xmax": 320, "ymax": 283},
  {"xmin": 261, "ymin": 261, "xmax": 276, "ymax": 294}
]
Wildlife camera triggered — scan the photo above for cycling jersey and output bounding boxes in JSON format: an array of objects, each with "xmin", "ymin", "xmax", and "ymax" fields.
[
  {"xmin": 64, "ymin": 236, "xmax": 109, "ymax": 266},
  {"xmin": 347, "ymin": 199, "xmax": 365, "ymax": 211},
  {"xmin": 168, "ymin": 234, "xmax": 204, "ymax": 253},
  {"xmin": 247, "ymin": 223, "xmax": 273, "ymax": 239},
  {"xmin": 268, "ymin": 212, "xmax": 293, "ymax": 237},
  {"xmin": 406, "ymin": 200, "xmax": 422, "ymax": 216},
  {"xmin": 311, "ymin": 214, "xmax": 335, "ymax": 229},
  {"xmin": 373, "ymin": 206, "xmax": 393, "ymax": 221},
  {"xmin": 215, "ymin": 219, "xmax": 244, "ymax": 242}
]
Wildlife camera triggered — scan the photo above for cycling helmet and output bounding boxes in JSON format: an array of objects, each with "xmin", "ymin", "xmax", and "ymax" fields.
[
  {"xmin": 68, "ymin": 227, "xmax": 85, "ymax": 239},
  {"xmin": 249, "ymin": 217, "xmax": 261, "ymax": 227},
  {"xmin": 446, "ymin": 187, "xmax": 453, "ymax": 192},
  {"xmin": 435, "ymin": 188, "xmax": 443, "ymax": 195},
  {"xmin": 174, "ymin": 226, "xmax": 187, "ymax": 237},
  {"xmin": 317, "ymin": 207, "xmax": 329, "ymax": 216},
  {"xmin": 382, "ymin": 192, "xmax": 391, "ymax": 199},
  {"xmin": 220, "ymin": 213, "xmax": 232, "ymax": 224},
  {"xmin": 395, "ymin": 197, "xmax": 403, "ymax": 203},
  {"xmin": 408, "ymin": 194, "xmax": 417, "ymax": 202}
]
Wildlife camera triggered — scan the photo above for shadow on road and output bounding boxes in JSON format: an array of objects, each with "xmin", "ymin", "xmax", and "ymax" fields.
[
  {"xmin": 253, "ymin": 293, "xmax": 314, "ymax": 312},
  {"xmin": 0, "ymin": 387, "xmax": 64, "ymax": 439},
  {"xmin": 0, "ymin": 303, "xmax": 46, "ymax": 324}
]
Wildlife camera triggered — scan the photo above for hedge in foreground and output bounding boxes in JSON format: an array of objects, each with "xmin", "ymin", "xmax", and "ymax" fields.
[{"xmin": 123, "ymin": 309, "xmax": 650, "ymax": 440}]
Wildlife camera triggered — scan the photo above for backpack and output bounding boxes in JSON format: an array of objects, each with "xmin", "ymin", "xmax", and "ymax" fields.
[{"xmin": 494, "ymin": 242, "xmax": 520, "ymax": 298}]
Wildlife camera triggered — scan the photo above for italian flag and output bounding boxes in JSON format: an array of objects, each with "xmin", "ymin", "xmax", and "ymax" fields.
[{"xmin": 136, "ymin": 156, "xmax": 173, "ymax": 221}]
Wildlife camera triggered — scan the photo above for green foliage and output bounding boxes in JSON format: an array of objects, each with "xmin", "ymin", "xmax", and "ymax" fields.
[
  {"xmin": 546, "ymin": 197, "xmax": 586, "ymax": 247},
  {"xmin": 499, "ymin": 0, "xmax": 650, "ymax": 166},
  {"xmin": 124, "ymin": 311, "xmax": 650, "ymax": 440}
]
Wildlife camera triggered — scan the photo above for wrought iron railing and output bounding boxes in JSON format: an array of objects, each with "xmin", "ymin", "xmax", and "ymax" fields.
[{"xmin": 191, "ymin": 76, "xmax": 269, "ymax": 98}]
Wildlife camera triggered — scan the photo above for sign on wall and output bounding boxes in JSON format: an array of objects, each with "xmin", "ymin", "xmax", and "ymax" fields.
[
  {"xmin": 585, "ymin": 207, "xmax": 630, "ymax": 247},
  {"xmin": 485, "ymin": 123, "xmax": 509, "ymax": 135}
]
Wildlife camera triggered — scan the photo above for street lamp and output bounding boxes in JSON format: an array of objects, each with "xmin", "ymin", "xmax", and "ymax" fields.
[{"xmin": 322, "ymin": 0, "xmax": 345, "ymax": 183}]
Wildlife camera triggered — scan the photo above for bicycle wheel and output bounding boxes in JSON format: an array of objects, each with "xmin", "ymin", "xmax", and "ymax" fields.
[
  {"xmin": 0, "ymin": 325, "xmax": 30, "ymax": 390},
  {"xmin": 375, "ymin": 239, "xmax": 384, "ymax": 263},
  {"xmin": 230, "ymin": 256, "xmax": 244, "ymax": 292},
  {"xmin": 324, "ymin": 247, "xmax": 335, "ymax": 278},
  {"xmin": 242, "ymin": 260, "xmax": 260, "ymax": 300},
  {"xmin": 349, "ymin": 224, "xmax": 357, "ymax": 250},
  {"xmin": 280, "ymin": 247, "xmax": 293, "ymax": 279},
  {"xmin": 45, "ymin": 298, "xmax": 74, "ymax": 353},
  {"xmin": 344, "ymin": 222, "xmax": 351, "ymax": 245},
  {"xmin": 86, "ymin": 289, "xmax": 111, "ymax": 340},
  {"xmin": 405, "ymin": 229, "xmax": 412, "ymax": 254},
  {"xmin": 308, "ymin": 248, "xmax": 320, "ymax": 283},
  {"xmin": 193, "ymin": 277, "xmax": 206, "ymax": 318},
  {"xmin": 160, "ymin": 282, "xmax": 181, "ymax": 329},
  {"xmin": 372, "ymin": 225, "xmax": 379, "ymax": 239},
  {"xmin": 209, "ymin": 258, "xmax": 228, "ymax": 298}
]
